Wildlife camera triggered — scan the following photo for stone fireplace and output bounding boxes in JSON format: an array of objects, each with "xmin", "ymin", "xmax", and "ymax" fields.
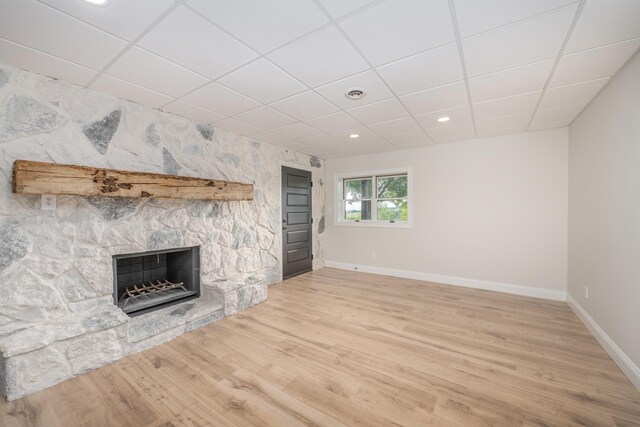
[
  {"xmin": 0, "ymin": 64, "xmax": 327, "ymax": 401},
  {"xmin": 113, "ymin": 247, "xmax": 201, "ymax": 316}
]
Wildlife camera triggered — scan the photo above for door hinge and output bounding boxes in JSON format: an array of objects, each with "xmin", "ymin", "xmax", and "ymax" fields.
[
  {"xmin": 311, "ymin": 254, "xmax": 314, "ymax": 260},
  {"xmin": 311, "ymin": 218, "xmax": 314, "ymax": 223},
  {"xmin": 310, "ymin": 181, "xmax": 313, "ymax": 187}
]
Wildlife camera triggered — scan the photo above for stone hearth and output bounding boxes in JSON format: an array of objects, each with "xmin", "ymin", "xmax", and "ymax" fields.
[{"xmin": 0, "ymin": 64, "xmax": 326, "ymax": 401}]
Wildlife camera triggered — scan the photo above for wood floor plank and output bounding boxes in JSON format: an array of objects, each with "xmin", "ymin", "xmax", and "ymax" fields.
[{"xmin": 1, "ymin": 267, "xmax": 638, "ymax": 426}]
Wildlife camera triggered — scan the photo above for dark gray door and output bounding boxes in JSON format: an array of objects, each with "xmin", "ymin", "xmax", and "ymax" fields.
[{"xmin": 282, "ymin": 166, "xmax": 312, "ymax": 279}]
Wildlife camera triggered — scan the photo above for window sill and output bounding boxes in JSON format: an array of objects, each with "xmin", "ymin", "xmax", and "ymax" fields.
[{"xmin": 334, "ymin": 221, "xmax": 413, "ymax": 229}]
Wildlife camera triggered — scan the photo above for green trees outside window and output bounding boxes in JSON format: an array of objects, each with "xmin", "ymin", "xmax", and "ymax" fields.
[{"xmin": 342, "ymin": 173, "xmax": 408, "ymax": 222}]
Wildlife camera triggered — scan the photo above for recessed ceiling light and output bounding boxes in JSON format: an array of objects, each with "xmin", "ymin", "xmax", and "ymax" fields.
[
  {"xmin": 437, "ymin": 116, "xmax": 451, "ymax": 122},
  {"xmin": 345, "ymin": 88, "xmax": 366, "ymax": 100},
  {"xmin": 349, "ymin": 134, "xmax": 360, "ymax": 139},
  {"xmin": 82, "ymin": 0, "xmax": 110, "ymax": 6}
]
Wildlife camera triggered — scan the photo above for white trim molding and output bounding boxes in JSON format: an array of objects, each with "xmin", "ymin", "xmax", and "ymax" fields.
[
  {"xmin": 324, "ymin": 261, "xmax": 566, "ymax": 301},
  {"xmin": 566, "ymin": 294, "xmax": 640, "ymax": 391}
]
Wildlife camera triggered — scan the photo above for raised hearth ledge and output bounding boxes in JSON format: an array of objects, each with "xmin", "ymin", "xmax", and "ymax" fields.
[{"xmin": 0, "ymin": 273, "xmax": 266, "ymax": 401}]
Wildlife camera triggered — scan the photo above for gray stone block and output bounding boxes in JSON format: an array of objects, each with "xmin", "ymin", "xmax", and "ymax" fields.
[
  {"xmin": 0, "ymin": 219, "xmax": 30, "ymax": 270},
  {"xmin": 144, "ymin": 123, "xmax": 161, "ymax": 146},
  {"xmin": 85, "ymin": 197, "xmax": 140, "ymax": 221},
  {"xmin": 0, "ymin": 68, "xmax": 8, "ymax": 87},
  {"xmin": 162, "ymin": 147, "xmax": 182, "ymax": 174},
  {"xmin": 147, "ymin": 229, "xmax": 184, "ymax": 250},
  {"xmin": 0, "ymin": 94, "xmax": 64, "ymax": 141},
  {"xmin": 185, "ymin": 309, "xmax": 223, "ymax": 332},
  {"xmin": 196, "ymin": 123, "xmax": 214, "ymax": 141},
  {"xmin": 82, "ymin": 109, "xmax": 121, "ymax": 154},
  {"xmin": 310, "ymin": 155, "xmax": 321, "ymax": 168}
]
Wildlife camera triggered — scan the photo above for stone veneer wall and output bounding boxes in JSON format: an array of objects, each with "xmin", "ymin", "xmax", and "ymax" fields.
[{"xmin": 0, "ymin": 64, "xmax": 326, "ymax": 401}]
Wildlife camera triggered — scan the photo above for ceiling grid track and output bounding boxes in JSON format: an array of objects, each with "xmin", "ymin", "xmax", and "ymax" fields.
[
  {"xmin": 526, "ymin": 0, "xmax": 587, "ymax": 131},
  {"xmin": 447, "ymin": 0, "xmax": 478, "ymax": 139},
  {"xmin": 311, "ymin": 0, "xmax": 437, "ymax": 146}
]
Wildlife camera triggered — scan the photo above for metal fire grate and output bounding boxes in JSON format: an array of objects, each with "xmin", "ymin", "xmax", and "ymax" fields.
[{"xmin": 117, "ymin": 279, "xmax": 197, "ymax": 314}]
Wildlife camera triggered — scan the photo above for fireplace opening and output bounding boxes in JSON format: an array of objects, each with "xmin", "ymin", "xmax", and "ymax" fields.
[{"xmin": 113, "ymin": 246, "xmax": 200, "ymax": 317}]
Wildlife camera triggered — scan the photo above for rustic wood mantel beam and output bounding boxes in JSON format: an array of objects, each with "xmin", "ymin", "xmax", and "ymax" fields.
[{"xmin": 12, "ymin": 160, "xmax": 253, "ymax": 201}]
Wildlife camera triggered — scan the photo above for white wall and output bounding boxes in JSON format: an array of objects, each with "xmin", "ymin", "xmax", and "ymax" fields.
[
  {"xmin": 568, "ymin": 52, "xmax": 640, "ymax": 386},
  {"xmin": 325, "ymin": 129, "xmax": 568, "ymax": 299}
]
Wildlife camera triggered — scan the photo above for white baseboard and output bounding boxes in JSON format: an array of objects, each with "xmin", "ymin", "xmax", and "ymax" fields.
[
  {"xmin": 324, "ymin": 261, "xmax": 566, "ymax": 301},
  {"xmin": 566, "ymin": 294, "xmax": 640, "ymax": 391}
]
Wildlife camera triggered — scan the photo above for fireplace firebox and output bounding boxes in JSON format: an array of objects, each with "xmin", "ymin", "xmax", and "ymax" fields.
[{"xmin": 113, "ymin": 246, "xmax": 200, "ymax": 316}]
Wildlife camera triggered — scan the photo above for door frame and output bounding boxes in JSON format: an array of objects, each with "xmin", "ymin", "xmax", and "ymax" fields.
[{"xmin": 279, "ymin": 161, "xmax": 314, "ymax": 280}]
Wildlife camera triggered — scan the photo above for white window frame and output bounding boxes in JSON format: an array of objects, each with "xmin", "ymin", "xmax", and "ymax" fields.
[{"xmin": 334, "ymin": 167, "xmax": 413, "ymax": 228}]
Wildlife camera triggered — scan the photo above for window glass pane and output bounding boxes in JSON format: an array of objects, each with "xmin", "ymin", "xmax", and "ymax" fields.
[
  {"xmin": 345, "ymin": 200, "xmax": 372, "ymax": 221},
  {"xmin": 377, "ymin": 199, "xmax": 408, "ymax": 221},
  {"xmin": 377, "ymin": 175, "xmax": 407, "ymax": 198},
  {"xmin": 344, "ymin": 178, "xmax": 372, "ymax": 200}
]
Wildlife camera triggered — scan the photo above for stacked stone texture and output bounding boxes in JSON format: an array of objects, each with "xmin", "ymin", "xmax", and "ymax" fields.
[{"xmin": 0, "ymin": 64, "xmax": 326, "ymax": 400}]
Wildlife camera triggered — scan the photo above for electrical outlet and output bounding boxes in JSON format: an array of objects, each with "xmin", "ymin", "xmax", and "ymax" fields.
[
  {"xmin": 585, "ymin": 287, "xmax": 589, "ymax": 299},
  {"xmin": 371, "ymin": 251, "xmax": 377, "ymax": 259},
  {"xmin": 41, "ymin": 194, "xmax": 57, "ymax": 210}
]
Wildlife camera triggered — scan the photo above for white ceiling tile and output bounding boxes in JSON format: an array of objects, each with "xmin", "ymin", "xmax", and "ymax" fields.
[
  {"xmin": 427, "ymin": 123, "xmax": 476, "ymax": 143},
  {"xmin": 376, "ymin": 43, "xmax": 463, "ymax": 95},
  {"xmin": 162, "ymin": 100, "xmax": 225, "ymax": 123},
  {"xmin": 323, "ymin": 149, "xmax": 365, "ymax": 159},
  {"xmin": 268, "ymin": 27, "xmax": 369, "ymax": 87},
  {"xmin": 0, "ymin": 0, "xmax": 126, "ymax": 70},
  {"xmin": 340, "ymin": 0, "xmax": 454, "ymax": 66},
  {"xmin": 269, "ymin": 91, "xmax": 339, "ymax": 121},
  {"xmin": 233, "ymin": 106, "xmax": 296, "ymax": 129},
  {"xmin": 297, "ymin": 134, "xmax": 347, "ymax": 150},
  {"xmin": 328, "ymin": 126, "xmax": 378, "ymax": 142},
  {"xmin": 385, "ymin": 130, "xmax": 432, "ymax": 146},
  {"xmin": 530, "ymin": 103, "xmax": 585, "ymax": 130},
  {"xmin": 550, "ymin": 38, "xmax": 640, "ymax": 87},
  {"xmin": 218, "ymin": 59, "xmax": 306, "ymax": 104},
  {"xmin": 474, "ymin": 91, "xmax": 540, "ymax": 121},
  {"xmin": 188, "ymin": 0, "xmax": 329, "ymax": 54},
  {"xmin": 347, "ymin": 98, "xmax": 408, "ymax": 125},
  {"xmin": 400, "ymin": 81, "xmax": 468, "ymax": 116},
  {"xmin": 138, "ymin": 6, "xmax": 257, "ymax": 80},
  {"xmin": 276, "ymin": 139, "xmax": 315, "ymax": 151},
  {"xmin": 305, "ymin": 112, "xmax": 361, "ymax": 132},
  {"xmin": 539, "ymin": 77, "xmax": 608, "ymax": 109},
  {"xmin": 454, "ymin": 0, "xmax": 577, "ymax": 38},
  {"xmin": 314, "ymin": 70, "xmax": 393, "ymax": 109},
  {"xmin": 414, "ymin": 106, "xmax": 473, "ymax": 129},
  {"xmin": 468, "ymin": 59, "xmax": 554, "ymax": 102},
  {"xmin": 348, "ymin": 136, "xmax": 393, "ymax": 148},
  {"xmin": 476, "ymin": 113, "xmax": 531, "ymax": 137},
  {"xmin": 39, "ymin": 0, "xmax": 174, "ymax": 41},
  {"xmin": 270, "ymin": 122, "xmax": 321, "ymax": 141},
  {"xmin": 181, "ymin": 82, "xmax": 260, "ymax": 116},
  {"xmin": 215, "ymin": 118, "xmax": 263, "ymax": 136},
  {"xmin": 462, "ymin": 5, "xmax": 577, "ymax": 77},
  {"xmin": 316, "ymin": 0, "xmax": 376, "ymax": 18},
  {"xmin": 368, "ymin": 117, "xmax": 421, "ymax": 137},
  {"xmin": 0, "ymin": 38, "xmax": 96, "ymax": 86},
  {"xmin": 565, "ymin": 0, "xmax": 640, "ymax": 53},
  {"xmin": 91, "ymin": 75, "xmax": 173, "ymax": 108},
  {"xmin": 251, "ymin": 130, "xmax": 288, "ymax": 145},
  {"xmin": 357, "ymin": 143, "xmax": 398, "ymax": 154},
  {"xmin": 106, "ymin": 47, "xmax": 209, "ymax": 98}
]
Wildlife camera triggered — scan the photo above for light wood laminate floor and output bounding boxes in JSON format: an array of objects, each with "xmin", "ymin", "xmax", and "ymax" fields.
[{"xmin": 1, "ymin": 268, "xmax": 639, "ymax": 426}]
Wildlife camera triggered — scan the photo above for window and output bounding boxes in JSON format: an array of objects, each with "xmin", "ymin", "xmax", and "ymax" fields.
[{"xmin": 336, "ymin": 168, "xmax": 411, "ymax": 227}]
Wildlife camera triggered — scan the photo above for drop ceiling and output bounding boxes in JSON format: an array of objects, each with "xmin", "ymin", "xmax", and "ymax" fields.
[{"xmin": 0, "ymin": 0, "xmax": 639, "ymax": 159}]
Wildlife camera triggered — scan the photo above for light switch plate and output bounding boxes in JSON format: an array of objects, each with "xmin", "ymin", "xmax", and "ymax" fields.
[{"xmin": 41, "ymin": 194, "xmax": 57, "ymax": 210}]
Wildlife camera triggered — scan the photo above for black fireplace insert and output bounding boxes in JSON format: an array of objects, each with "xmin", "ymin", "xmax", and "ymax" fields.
[{"xmin": 112, "ymin": 246, "xmax": 200, "ymax": 316}]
